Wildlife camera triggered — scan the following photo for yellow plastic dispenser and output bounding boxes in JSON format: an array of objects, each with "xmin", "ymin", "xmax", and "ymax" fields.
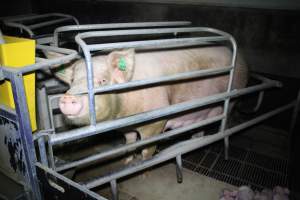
[{"xmin": 0, "ymin": 36, "xmax": 37, "ymax": 131}]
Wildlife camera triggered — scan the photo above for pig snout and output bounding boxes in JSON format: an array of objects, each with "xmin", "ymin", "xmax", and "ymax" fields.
[{"xmin": 59, "ymin": 95, "xmax": 84, "ymax": 116}]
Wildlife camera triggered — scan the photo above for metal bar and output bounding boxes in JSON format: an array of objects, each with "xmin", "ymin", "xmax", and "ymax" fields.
[
  {"xmin": 1, "ymin": 45, "xmax": 78, "ymax": 74},
  {"xmin": 50, "ymin": 80, "xmax": 280, "ymax": 146},
  {"xmin": 10, "ymin": 73, "xmax": 42, "ymax": 199},
  {"xmin": 4, "ymin": 21, "xmax": 34, "ymax": 37},
  {"xmin": 36, "ymin": 163, "xmax": 107, "ymax": 200},
  {"xmin": 53, "ymin": 21, "xmax": 191, "ymax": 46},
  {"xmin": 89, "ymin": 36, "xmax": 228, "ymax": 51},
  {"xmin": 76, "ymin": 27, "xmax": 232, "ymax": 40},
  {"xmin": 84, "ymin": 102, "xmax": 294, "ymax": 188},
  {"xmin": 38, "ymin": 137, "xmax": 49, "ymax": 167},
  {"xmin": 56, "ymin": 114, "xmax": 224, "ymax": 171},
  {"xmin": 176, "ymin": 155, "xmax": 183, "ymax": 183},
  {"xmin": 110, "ymin": 180, "xmax": 118, "ymax": 200},
  {"xmin": 28, "ymin": 17, "xmax": 74, "ymax": 30},
  {"xmin": 72, "ymin": 66, "xmax": 233, "ymax": 95},
  {"xmin": 76, "ymin": 38, "xmax": 97, "ymax": 125},
  {"xmin": 221, "ymin": 35, "xmax": 237, "ymax": 160}
]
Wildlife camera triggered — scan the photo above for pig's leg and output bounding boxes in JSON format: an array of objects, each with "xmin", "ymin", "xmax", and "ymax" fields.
[
  {"xmin": 138, "ymin": 121, "xmax": 166, "ymax": 160},
  {"xmin": 192, "ymin": 106, "xmax": 223, "ymax": 138},
  {"xmin": 124, "ymin": 131, "xmax": 138, "ymax": 164}
]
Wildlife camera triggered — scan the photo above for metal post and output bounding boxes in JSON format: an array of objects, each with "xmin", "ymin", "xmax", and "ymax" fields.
[
  {"xmin": 221, "ymin": 37, "xmax": 237, "ymax": 160},
  {"xmin": 110, "ymin": 180, "xmax": 118, "ymax": 200},
  {"xmin": 176, "ymin": 155, "xmax": 183, "ymax": 183},
  {"xmin": 10, "ymin": 73, "xmax": 42, "ymax": 200}
]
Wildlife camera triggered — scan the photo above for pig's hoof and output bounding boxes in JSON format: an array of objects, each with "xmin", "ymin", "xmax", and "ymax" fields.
[{"xmin": 124, "ymin": 156, "xmax": 134, "ymax": 165}]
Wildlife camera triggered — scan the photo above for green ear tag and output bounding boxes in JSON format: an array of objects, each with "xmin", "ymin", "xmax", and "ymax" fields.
[{"xmin": 118, "ymin": 57, "xmax": 126, "ymax": 71}]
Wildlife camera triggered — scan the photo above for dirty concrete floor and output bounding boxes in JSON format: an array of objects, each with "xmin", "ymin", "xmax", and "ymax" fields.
[{"xmin": 92, "ymin": 163, "xmax": 236, "ymax": 200}]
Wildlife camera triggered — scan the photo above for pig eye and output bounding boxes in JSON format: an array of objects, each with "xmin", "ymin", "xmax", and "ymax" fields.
[{"xmin": 96, "ymin": 78, "xmax": 107, "ymax": 85}]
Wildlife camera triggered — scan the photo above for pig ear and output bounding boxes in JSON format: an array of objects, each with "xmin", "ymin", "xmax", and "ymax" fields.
[
  {"xmin": 43, "ymin": 50, "xmax": 75, "ymax": 85},
  {"xmin": 107, "ymin": 49, "xmax": 135, "ymax": 83}
]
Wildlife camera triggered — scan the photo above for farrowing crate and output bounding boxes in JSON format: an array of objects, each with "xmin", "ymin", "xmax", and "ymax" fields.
[{"xmin": 0, "ymin": 24, "xmax": 299, "ymax": 200}]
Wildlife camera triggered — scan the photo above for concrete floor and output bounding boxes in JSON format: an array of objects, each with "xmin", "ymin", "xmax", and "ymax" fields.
[{"xmin": 95, "ymin": 163, "xmax": 236, "ymax": 200}]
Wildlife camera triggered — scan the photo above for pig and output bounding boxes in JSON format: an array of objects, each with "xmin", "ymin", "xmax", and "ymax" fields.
[
  {"xmin": 220, "ymin": 186, "xmax": 290, "ymax": 200},
  {"xmin": 46, "ymin": 46, "xmax": 248, "ymax": 163}
]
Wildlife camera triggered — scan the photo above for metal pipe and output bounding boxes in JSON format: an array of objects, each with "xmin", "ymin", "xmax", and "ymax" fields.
[
  {"xmin": 1, "ymin": 45, "xmax": 78, "ymax": 74},
  {"xmin": 56, "ymin": 115, "xmax": 224, "ymax": 171},
  {"xmin": 221, "ymin": 36, "xmax": 237, "ymax": 160},
  {"xmin": 72, "ymin": 66, "xmax": 233, "ymax": 95},
  {"xmin": 76, "ymin": 27, "xmax": 232, "ymax": 39},
  {"xmin": 28, "ymin": 17, "xmax": 74, "ymax": 30},
  {"xmin": 50, "ymin": 80, "xmax": 280, "ymax": 146},
  {"xmin": 4, "ymin": 21, "xmax": 34, "ymax": 37},
  {"xmin": 53, "ymin": 21, "xmax": 192, "ymax": 46},
  {"xmin": 76, "ymin": 33, "xmax": 97, "ymax": 126},
  {"xmin": 84, "ymin": 102, "xmax": 294, "ymax": 188},
  {"xmin": 87, "ymin": 36, "xmax": 228, "ymax": 51}
]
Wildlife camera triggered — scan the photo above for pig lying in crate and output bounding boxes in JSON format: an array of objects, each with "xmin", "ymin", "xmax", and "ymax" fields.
[{"xmin": 46, "ymin": 46, "xmax": 248, "ymax": 163}]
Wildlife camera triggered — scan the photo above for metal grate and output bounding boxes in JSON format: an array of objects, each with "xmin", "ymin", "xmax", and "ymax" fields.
[{"xmin": 182, "ymin": 142, "xmax": 288, "ymax": 190}]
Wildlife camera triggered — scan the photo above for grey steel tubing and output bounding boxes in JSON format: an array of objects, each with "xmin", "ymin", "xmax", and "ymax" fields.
[
  {"xmin": 5, "ymin": 13, "xmax": 79, "ymax": 24},
  {"xmin": 28, "ymin": 17, "xmax": 74, "ymax": 30},
  {"xmin": 86, "ymin": 36, "xmax": 229, "ymax": 51},
  {"xmin": 37, "ymin": 137, "xmax": 49, "ymax": 167},
  {"xmin": 4, "ymin": 22, "xmax": 34, "ymax": 37},
  {"xmin": 5, "ymin": 13, "xmax": 63, "ymax": 22},
  {"xmin": 50, "ymin": 80, "xmax": 280, "ymax": 146},
  {"xmin": 76, "ymin": 27, "xmax": 233, "ymax": 40},
  {"xmin": 56, "ymin": 114, "xmax": 224, "ymax": 171},
  {"xmin": 76, "ymin": 35, "xmax": 97, "ymax": 126},
  {"xmin": 84, "ymin": 102, "xmax": 295, "ymax": 189},
  {"xmin": 220, "ymin": 35, "xmax": 237, "ymax": 159},
  {"xmin": 72, "ymin": 66, "xmax": 233, "ymax": 95},
  {"xmin": 53, "ymin": 21, "xmax": 191, "ymax": 46},
  {"xmin": 2, "ymin": 45, "xmax": 78, "ymax": 74}
]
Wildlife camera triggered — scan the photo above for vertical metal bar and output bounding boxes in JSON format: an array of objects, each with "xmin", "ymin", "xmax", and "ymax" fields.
[
  {"xmin": 10, "ymin": 73, "xmax": 42, "ymax": 200},
  {"xmin": 176, "ymin": 155, "xmax": 183, "ymax": 183},
  {"xmin": 79, "ymin": 45, "xmax": 97, "ymax": 125},
  {"xmin": 110, "ymin": 180, "xmax": 118, "ymax": 200},
  {"xmin": 38, "ymin": 137, "xmax": 49, "ymax": 167},
  {"xmin": 221, "ymin": 37, "xmax": 238, "ymax": 160}
]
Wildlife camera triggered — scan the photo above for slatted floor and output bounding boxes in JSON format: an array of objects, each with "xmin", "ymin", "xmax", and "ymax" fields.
[{"xmin": 182, "ymin": 141, "xmax": 289, "ymax": 190}]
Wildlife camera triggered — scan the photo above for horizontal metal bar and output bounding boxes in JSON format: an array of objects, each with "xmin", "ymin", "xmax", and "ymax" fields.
[
  {"xmin": 73, "ymin": 66, "xmax": 233, "ymax": 95},
  {"xmin": 87, "ymin": 36, "xmax": 228, "ymax": 51},
  {"xmin": 84, "ymin": 101, "xmax": 294, "ymax": 188},
  {"xmin": 50, "ymin": 80, "xmax": 279, "ymax": 146},
  {"xmin": 28, "ymin": 17, "xmax": 73, "ymax": 30},
  {"xmin": 53, "ymin": 21, "xmax": 191, "ymax": 46},
  {"xmin": 1, "ymin": 45, "xmax": 78, "ymax": 74},
  {"xmin": 56, "ymin": 114, "xmax": 224, "ymax": 171},
  {"xmin": 4, "ymin": 13, "xmax": 76, "ymax": 22},
  {"xmin": 76, "ymin": 27, "xmax": 232, "ymax": 40}
]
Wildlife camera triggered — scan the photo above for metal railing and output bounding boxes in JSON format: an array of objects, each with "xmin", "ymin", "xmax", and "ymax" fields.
[
  {"xmin": 2, "ymin": 13, "xmax": 79, "ymax": 39},
  {"xmin": 53, "ymin": 21, "xmax": 192, "ymax": 46}
]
